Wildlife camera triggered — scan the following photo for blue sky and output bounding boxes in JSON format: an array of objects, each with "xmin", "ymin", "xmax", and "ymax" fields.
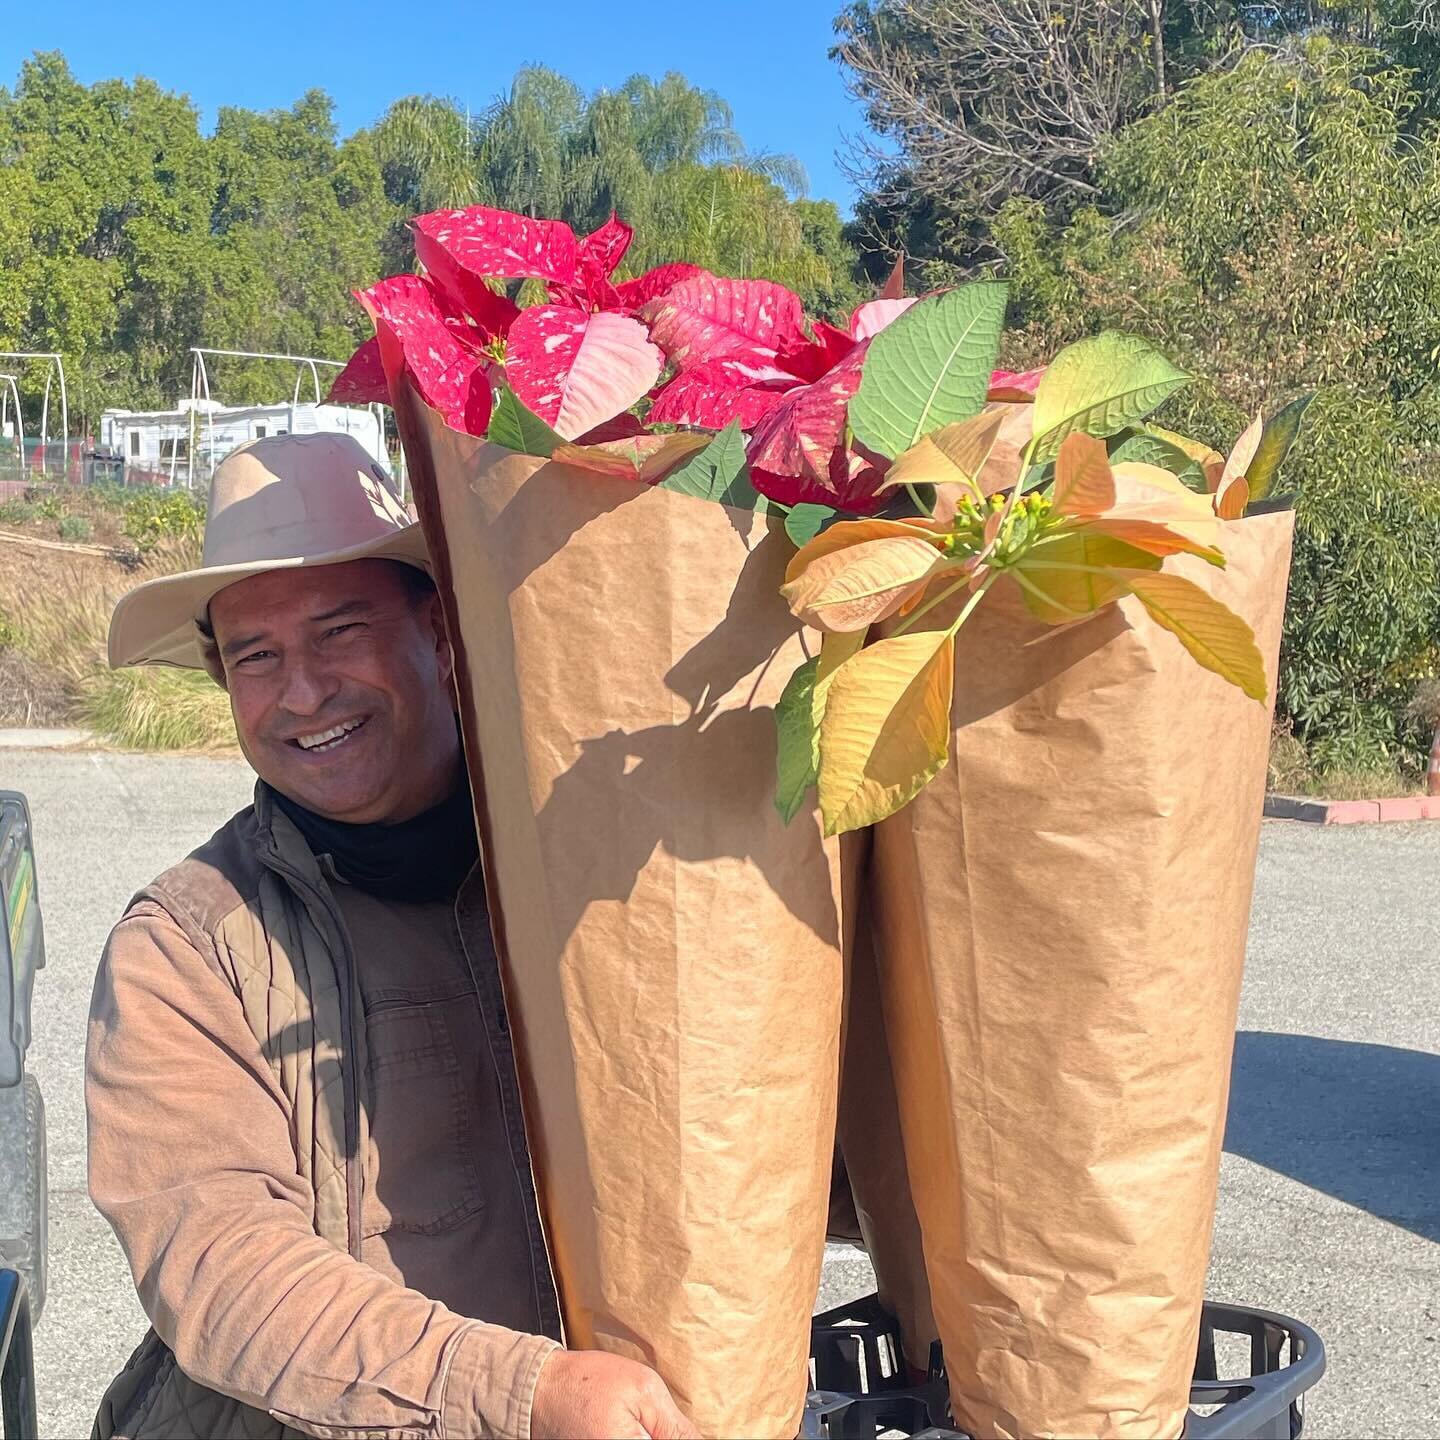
[{"xmin": 5, "ymin": 0, "xmax": 869, "ymax": 212}]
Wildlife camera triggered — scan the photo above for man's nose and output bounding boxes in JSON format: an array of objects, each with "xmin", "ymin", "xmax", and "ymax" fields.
[{"xmin": 277, "ymin": 657, "xmax": 338, "ymax": 717}]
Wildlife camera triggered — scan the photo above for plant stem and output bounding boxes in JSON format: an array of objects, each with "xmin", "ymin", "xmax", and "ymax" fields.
[
  {"xmin": 944, "ymin": 569, "xmax": 997, "ymax": 638},
  {"xmin": 905, "ymin": 481, "xmax": 930, "ymax": 516},
  {"xmin": 894, "ymin": 567, "xmax": 996, "ymax": 636}
]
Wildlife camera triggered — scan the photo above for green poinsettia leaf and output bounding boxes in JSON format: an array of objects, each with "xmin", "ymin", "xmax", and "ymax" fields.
[
  {"xmin": 774, "ymin": 656, "xmax": 821, "ymax": 824},
  {"xmin": 658, "ymin": 422, "xmax": 764, "ymax": 509},
  {"xmin": 1247, "ymin": 393, "xmax": 1314, "ymax": 502},
  {"xmin": 784, "ymin": 503, "xmax": 836, "ymax": 548},
  {"xmin": 848, "ymin": 282, "xmax": 1009, "ymax": 459},
  {"xmin": 1031, "ymin": 335, "xmax": 1189, "ymax": 463},
  {"xmin": 488, "ymin": 387, "xmax": 564, "ymax": 456},
  {"xmin": 1109, "ymin": 428, "xmax": 1209, "ymax": 493}
]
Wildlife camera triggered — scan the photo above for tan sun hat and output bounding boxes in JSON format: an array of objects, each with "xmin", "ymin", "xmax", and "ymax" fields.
[{"xmin": 108, "ymin": 432, "xmax": 429, "ymax": 671}]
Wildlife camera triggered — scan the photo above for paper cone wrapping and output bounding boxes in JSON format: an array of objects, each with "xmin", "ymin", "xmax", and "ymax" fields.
[
  {"xmin": 396, "ymin": 394, "xmax": 845, "ymax": 1439},
  {"xmin": 834, "ymin": 834, "xmax": 938, "ymax": 1369},
  {"xmin": 869, "ymin": 513, "xmax": 1293, "ymax": 1439}
]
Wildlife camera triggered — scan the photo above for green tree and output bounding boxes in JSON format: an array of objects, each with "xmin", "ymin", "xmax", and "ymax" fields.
[
  {"xmin": 0, "ymin": 50, "xmax": 861, "ymax": 439},
  {"xmin": 0, "ymin": 54, "xmax": 394, "ymax": 427},
  {"xmin": 991, "ymin": 41, "xmax": 1440, "ymax": 770},
  {"xmin": 204, "ymin": 92, "xmax": 392, "ymax": 404},
  {"xmin": 372, "ymin": 67, "xmax": 861, "ymax": 315},
  {"xmin": 833, "ymin": 0, "xmax": 1440, "ymax": 278}
]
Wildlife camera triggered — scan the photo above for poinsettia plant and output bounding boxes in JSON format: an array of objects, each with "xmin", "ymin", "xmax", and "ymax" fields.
[
  {"xmin": 771, "ymin": 323, "xmax": 1312, "ymax": 835},
  {"xmin": 331, "ymin": 203, "xmax": 1036, "ymax": 513},
  {"xmin": 329, "ymin": 208, "xmax": 703, "ymax": 441},
  {"xmin": 337, "ymin": 203, "xmax": 1309, "ymax": 839}
]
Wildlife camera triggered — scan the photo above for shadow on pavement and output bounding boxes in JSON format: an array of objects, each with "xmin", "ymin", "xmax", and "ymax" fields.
[{"xmin": 1226, "ymin": 1031, "xmax": 1440, "ymax": 1242}]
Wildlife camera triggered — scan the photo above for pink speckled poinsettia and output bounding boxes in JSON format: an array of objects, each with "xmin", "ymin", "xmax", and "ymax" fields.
[
  {"xmin": 335, "ymin": 203, "xmax": 1045, "ymax": 517},
  {"xmin": 331, "ymin": 207, "xmax": 694, "ymax": 441}
]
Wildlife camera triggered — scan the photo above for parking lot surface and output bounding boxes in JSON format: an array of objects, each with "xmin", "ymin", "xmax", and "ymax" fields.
[{"xmin": 7, "ymin": 745, "xmax": 1437, "ymax": 1438}]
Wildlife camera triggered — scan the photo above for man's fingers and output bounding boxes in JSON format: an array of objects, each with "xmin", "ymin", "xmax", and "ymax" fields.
[
  {"xmin": 639, "ymin": 1391, "xmax": 700, "ymax": 1440},
  {"xmin": 658, "ymin": 1411, "xmax": 701, "ymax": 1440}
]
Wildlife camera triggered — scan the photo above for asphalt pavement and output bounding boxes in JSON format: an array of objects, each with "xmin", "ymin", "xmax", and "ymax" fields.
[{"xmin": 4, "ymin": 743, "xmax": 1437, "ymax": 1439}]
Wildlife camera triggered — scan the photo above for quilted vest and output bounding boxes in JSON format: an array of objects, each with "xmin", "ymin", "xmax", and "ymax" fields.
[{"xmin": 92, "ymin": 810, "xmax": 369, "ymax": 1440}]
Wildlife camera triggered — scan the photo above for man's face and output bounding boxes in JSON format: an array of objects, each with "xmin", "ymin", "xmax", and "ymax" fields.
[{"xmin": 209, "ymin": 559, "xmax": 459, "ymax": 824}]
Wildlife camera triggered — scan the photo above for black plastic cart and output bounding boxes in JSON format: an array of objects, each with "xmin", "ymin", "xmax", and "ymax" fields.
[{"xmin": 807, "ymin": 1292, "xmax": 1324, "ymax": 1439}]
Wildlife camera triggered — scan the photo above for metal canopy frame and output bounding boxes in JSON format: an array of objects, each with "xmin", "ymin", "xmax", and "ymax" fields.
[
  {"xmin": 189, "ymin": 347, "xmax": 342, "ymax": 410},
  {"xmin": 0, "ymin": 354, "xmax": 67, "ymax": 476},
  {"xmin": 0, "ymin": 376, "xmax": 25, "ymax": 461},
  {"xmin": 186, "ymin": 348, "xmax": 388, "ymax": 492}
]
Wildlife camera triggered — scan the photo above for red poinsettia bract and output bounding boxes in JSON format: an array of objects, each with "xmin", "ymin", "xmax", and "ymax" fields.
[{"xmin": 328, "ymin": 206, "xmax": 701, "ymax": 441}]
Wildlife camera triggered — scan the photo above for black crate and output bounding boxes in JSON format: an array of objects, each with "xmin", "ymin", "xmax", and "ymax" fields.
[{"xmin": 805, "ymin": 1294, "xmax": 1325, "ymax": 1440}]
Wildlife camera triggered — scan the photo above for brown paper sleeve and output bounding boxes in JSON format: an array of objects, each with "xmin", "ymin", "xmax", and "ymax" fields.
[
  {"xmin": 871, "ymin": 513, "xmax": 1294, "ymax": 1438},
  {"xmin": 398, "ymin": 390, "xmax": 846, "ymax": 1439}
]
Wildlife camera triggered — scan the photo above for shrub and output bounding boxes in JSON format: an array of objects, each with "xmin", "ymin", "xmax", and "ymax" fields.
[
  {"xmin": 121, "ymin": 489, "xmax": 207, "ymax": 551},
  {"xmin": 993, "ymin": 41, "xmax": 1440, "ymax": 769},
  {"xmin": 87, "ymin": 483, "xmax": 133, "ymax": 512},
  {"xmin": 57, "ymin": 515, "xmax": 92, "ymax": 543}
]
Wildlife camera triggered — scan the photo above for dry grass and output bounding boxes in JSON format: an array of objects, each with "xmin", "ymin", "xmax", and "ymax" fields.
[
  {"xmin": 0, "ymin": 648, "xmax": 70, "ymax": 726},
  {"xmin": 1267, "ymin": 725, "xmax": 1420, "ymax": 799},
  {"xmin": 82, "ymin": 665, "xmax": 237, "ymax": 752},
  {"xmin": 1407, "ymin": 679, "xmax": 1440, "ymax": 730},
  {"xmin": 0, "ymin": 534, "xmax": 235, "ymax": 751}
]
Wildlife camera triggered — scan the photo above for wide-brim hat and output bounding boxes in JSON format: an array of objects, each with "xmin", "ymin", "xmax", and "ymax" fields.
[{"xmin": 109, "ymin": 432, "xmax": 429, "ymax": 671}]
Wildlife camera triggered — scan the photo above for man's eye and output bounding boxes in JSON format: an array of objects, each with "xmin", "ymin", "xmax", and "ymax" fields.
[
  {"xmin": 325, "ymin": 622, "xmax": 364, "ymax": 640},
  {"xmin": 235, "ymin": 649, "xmax": 275, "ymax": 667}
]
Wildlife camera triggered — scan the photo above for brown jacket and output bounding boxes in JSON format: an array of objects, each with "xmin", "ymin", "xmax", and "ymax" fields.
[{"xmin": 86, "ymin": 785, "xmax": 563, "ymax": 1439}]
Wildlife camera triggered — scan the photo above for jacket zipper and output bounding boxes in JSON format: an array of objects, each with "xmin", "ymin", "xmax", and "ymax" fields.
[
  {"xmin": 453, "ymin": 868, "xmax": 565, "ymax": 1344},
  {"xmin": 256, "ymin": 834, "xmax": 367, "ymax": 1262}
]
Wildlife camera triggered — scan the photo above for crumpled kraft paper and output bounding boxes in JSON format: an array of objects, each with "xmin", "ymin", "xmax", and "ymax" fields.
[
  {"xmin": 396, "ymin": 390, "xmax": 845, "ymax": 1439},
  {"xmin": 834, "ymin": 832, "xmax": 939, "ymax": 1373},
  {"xmin": 868, "ymin": 512, "xmax": 1293, "ymax": 1438}
]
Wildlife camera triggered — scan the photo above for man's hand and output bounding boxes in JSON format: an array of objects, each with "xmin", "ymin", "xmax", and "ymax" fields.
[{"xmin": 531, "ymin": 1349, "xmax": 699, "ymax": 1440}]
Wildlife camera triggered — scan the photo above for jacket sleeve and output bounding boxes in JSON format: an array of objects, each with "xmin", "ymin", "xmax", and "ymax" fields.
[{"xmin": 86, "ymin": 901, "xmax": 558, "ymax": 1440}]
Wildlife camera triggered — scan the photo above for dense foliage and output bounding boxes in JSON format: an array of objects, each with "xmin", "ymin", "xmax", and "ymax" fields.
[
  {"xmin": 374, "ymin": 67, "xmax": 862, "ymax": 316},
  {"xmin": 835, "ymin": 0, "xmax": 1440, "ymax": 274},
  {"xmin": 0, "ymin": 54, "xmax": 860, "ymax": 431},
  {"xmin": 988, "ymin": 42, "xmax": 1440, "ymax": 770},
  {"xmin": 839, "ymin": 7, "xmax": 1440, "ymax": 773}
]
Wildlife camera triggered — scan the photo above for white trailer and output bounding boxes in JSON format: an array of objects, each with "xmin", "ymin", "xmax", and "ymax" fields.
[{"xmin": 99, "ymin": 398, "xmax": 388, "ymax": 487}]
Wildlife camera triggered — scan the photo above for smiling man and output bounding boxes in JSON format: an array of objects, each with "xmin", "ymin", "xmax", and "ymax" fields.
[{"xmin": 89, "ymin": 434, "xmax": 694, "ymax": 1440}]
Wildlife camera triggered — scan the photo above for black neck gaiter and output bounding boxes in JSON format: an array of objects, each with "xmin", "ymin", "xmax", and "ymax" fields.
[{"xmin": 271, "ymin": 778, "xmax": 479, "ymax": 905}]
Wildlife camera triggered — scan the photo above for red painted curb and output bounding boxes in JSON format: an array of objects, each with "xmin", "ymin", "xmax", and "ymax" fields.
[
  {"xmin": 1265, "ymin": 793, "xmax": 1439, "ymax": 825},
  {"xmin": 1324, "ymin": 799, "xmax": 1382, "ymax": 824},
  {"xmin": 1378, "ymin": 797, "xmax": 1426, "ymax": 822}
]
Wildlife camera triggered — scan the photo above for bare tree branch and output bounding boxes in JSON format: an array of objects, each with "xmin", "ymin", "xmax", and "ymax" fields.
[{"xmin": 835, "ymin": 0, "xmax": 1164, "ymax": 224}]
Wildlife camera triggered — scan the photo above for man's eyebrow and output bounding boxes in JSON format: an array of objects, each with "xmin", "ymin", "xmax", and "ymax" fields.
[
  {"xmin": 221, "ymin": 629, "xmax": 267, "ymax": 660},
  {"xmin": 220, "ymin": 600, "xmax": 375, "ymax": 659},
  {"xmin": 311, "ymin": 599, "xmax": 374, "ymax": 625}
]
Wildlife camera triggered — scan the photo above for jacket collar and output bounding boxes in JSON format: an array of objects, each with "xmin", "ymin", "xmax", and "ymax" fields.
[{"xmin": 252, "ymin": 780, "xmax": 328, "ymax": 890}]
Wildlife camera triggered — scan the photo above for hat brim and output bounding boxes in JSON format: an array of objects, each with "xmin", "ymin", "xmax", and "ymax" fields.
[{"xmin": 108, "ymin": 523, "xmax": 432, "ymax": 671}]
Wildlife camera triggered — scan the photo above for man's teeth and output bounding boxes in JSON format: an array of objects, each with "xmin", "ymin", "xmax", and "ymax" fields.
[{"xmin": 296, "ymin": 720, "xmax": 363, "ymax": 751}]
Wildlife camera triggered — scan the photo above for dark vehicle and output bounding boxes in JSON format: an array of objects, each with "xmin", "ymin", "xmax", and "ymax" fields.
[
  {"xmin": 1, "ymin": 792, "xmax": 46, "ymax": 1321},
  {"xmin": 1, "ymin": 792, "xmax": 44, "ymax": 1439}
]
